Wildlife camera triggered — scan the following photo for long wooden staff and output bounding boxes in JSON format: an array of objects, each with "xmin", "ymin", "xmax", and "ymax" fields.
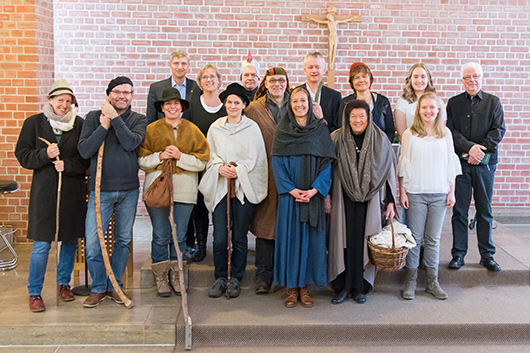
[
  {"xmin": 167, "ymin": 159, "xmax": 193, "ymax": 350},
  {"xmin": 226, "ymin": 162, "xmax": 237, "ymax": 300},
  {"xmin": 94, "ymin": 141, "xmax": 133, "ymax": 308},
  {"xmin": 38, "ymin": 137, "xmax": 62, "ymax": 305}
]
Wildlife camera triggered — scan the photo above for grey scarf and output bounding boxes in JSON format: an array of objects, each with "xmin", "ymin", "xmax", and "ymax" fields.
[
  {"xmin": 43, "ymin": 102, "xmax": 76, "ymax": 133},
  {"xmin": 333, "ymin": 113, "xmax": 395, "ymax": 203}
]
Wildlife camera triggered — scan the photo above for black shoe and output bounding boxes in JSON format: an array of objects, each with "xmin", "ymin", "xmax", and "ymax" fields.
[
  {"xmin": 480, "ymin": 257, "xmax": 501, "ymax": 272},
  {"xmin": 191, "ymin": 246, "xmax": 206, "ymax": 262},
  {"xmin": 353, "ymin": 293, "xmax": 367, "ymax": 304},
  {"xmin": 208, "ymin": 278, "xmax": 227, "ymax": 298},
  {"xmin": 448, "ymin": 256, "xmax": 465, "ymax": 269},
  {"xmin": 255, "ymin": 281, "xmax": 270, "ymax": 295},
  {"xmin": 331, "ymin": 289, "xmax": 348, "ymax": 305}
]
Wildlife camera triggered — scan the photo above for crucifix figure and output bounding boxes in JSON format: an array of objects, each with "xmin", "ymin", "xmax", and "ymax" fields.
[{"xmin": 303, "ymin": 6, "xmax": 362, "ymax": 87}]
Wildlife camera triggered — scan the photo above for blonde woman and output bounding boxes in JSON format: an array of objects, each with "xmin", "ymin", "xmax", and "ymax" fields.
[
  {"xmin": 398, "ymin": 92, "xmax": 461, "ymax": 300},
  {"xmin": 394, "ymin": 63, "xmax": 446, "ymax": 140}
]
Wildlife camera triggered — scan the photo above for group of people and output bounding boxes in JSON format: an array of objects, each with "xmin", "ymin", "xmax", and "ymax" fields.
[{"xmin": 15, "ymin": 49, "xmax": 505, "ymax": 312}]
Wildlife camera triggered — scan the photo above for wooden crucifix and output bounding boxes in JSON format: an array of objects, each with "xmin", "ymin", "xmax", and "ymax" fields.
[{"xmin": 302, "ymin": 6, "xmax": 362, "ymax": 88}]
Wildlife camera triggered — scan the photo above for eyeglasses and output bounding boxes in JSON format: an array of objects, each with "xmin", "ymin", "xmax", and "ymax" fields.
[
  {"xmin": 111, "ymin": 90, "xmax": 133, "ymax": 95},
  {"xmin": 201, "ymin": 75, "xmax": 218, "ymax": 81},
  {"xmin": 462, "ymin": 74, "xmax": 482, "ymax": 81},
  {"xmin": 268, "ymin": 78, "xmax": 286, "ymax": 85}
]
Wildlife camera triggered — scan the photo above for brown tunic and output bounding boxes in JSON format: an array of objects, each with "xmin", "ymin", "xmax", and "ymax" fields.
[{"xmin": 245, "ymin": 96, "xmax": 278, "ymax": 240}]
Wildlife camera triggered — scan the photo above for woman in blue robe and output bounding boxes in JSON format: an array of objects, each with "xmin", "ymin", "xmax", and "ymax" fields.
[{"xmin": 271, "ymin": 86, "xmax": 336, "ymax": 308}]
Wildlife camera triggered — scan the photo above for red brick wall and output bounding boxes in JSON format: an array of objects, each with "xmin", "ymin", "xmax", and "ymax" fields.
[
  {"xmin": 0, "ymin": 0, "xmax": 54, "ymax": 241},
  {"xmin": 3, "ymin": 0, "xmax": 530, "ymax": 238}
]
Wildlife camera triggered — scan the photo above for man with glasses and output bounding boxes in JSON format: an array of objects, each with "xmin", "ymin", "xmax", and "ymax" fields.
[
  {"xmin": 146, "ymin": 50, "xmax": 199, "ymax": 124},
  {"xmin": 302, "ymin": 52, "xmax": 342, "ymax": 132},
  {"xmin": 447, "ymin": 62, "xmax": 505, "ymax": 272},
  {"xmin": 240, "ymin": 58, "xmax": 260, "ymax": 102},
  {"xmin": 78, "ymin": 76, "xmax": 148, "ymax": 307},
  {"xmin": 245, "ymin": 67, "xmax": 290, "ymax": 295}
]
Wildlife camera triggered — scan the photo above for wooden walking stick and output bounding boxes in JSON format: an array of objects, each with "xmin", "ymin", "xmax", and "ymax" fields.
[
  {"xmin": 94, "ymin": 141, "xmax": 133, "ymax": 308},
  {"xmin": 39, "ymin": 137, "xmax": 62, "ymax": 305},
  {"xmin": 167, "ymin": 159, "xmax": 193, "ymax": 350},
  {"xmin": 226, "ymin": 162, "xmax": 237, "ymax": 300}
]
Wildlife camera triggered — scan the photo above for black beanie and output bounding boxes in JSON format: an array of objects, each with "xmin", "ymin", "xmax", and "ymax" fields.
[{"xmin": 106, "ymin": 76, "xmax": 134, "ymax": 95}]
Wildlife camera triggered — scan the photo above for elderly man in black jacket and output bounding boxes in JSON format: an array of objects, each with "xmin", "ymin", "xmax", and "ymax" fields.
[{"xmin": 447, "ymin": 62, "xmax": 506, "ymax": 272}]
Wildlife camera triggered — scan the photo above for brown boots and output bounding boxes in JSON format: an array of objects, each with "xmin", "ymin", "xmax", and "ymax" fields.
[
  {"xmin": 151, "ymin": 260, "xmax": 171, "ymax": 297},
  {"xmin": 284, "ymin": 285, "xmax": 314, "ymax": 308}
]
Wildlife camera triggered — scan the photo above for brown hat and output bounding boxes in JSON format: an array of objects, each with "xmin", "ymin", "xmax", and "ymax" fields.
[
  {"xmin": 154, "ymin": 88, "xmax": 190, "ymax": 113},
  {"xmin": 47, "ymin": 79, "xmax": 77, "ymax": 106}
]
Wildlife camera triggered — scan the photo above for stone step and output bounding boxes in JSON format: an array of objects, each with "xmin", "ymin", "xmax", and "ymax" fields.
[
  {"xmin": 175, "ymin": 284, "xmax": 530, "ymax": 349},
  {"xmin": 141, "ymin": 218, "xmax": 530, "ymax": 289}
]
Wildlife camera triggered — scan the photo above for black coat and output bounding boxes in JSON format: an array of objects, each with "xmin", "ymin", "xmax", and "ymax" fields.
[{"xmin": 15, "ymin": 113, "xmax": 90, "ymax": 242}]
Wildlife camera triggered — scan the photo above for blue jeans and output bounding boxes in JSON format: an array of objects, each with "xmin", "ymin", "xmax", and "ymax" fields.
[
  {"xmin": 212, "ymin": 196, "xmax": 253, "ymax": 281},
  {"xmin": 405, "ymin": 193, "xmax": 448, "ymax": 269},
  {"xmin": 28, "ymin": 240, "xmax": 77, "ymax": 296},
  {"xmin": 85, "ymin": 189, "xmax": 139, "ymax": 293},
  {"xmin": 451, "ymin": 163, "xmax": 496, "ymax": 259},
  {"xmin": 146, "ymin": 202, "xmax": 194, "ymax": 264}
]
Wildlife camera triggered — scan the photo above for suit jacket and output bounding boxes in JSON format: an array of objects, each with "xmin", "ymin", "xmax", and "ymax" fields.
[
  {"xmin": 146, "ymin": 77, "xmax": 199, "ymax": 124},
  {"xmin": 304, "ymin": 83, "xmax": 342, "ymax": 133}
]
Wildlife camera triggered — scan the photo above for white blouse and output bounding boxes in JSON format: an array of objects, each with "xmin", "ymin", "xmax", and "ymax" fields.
[
  {"xmin": 398, "ymin": 127, "xmax": 461, "ymax": 194},
  {"xmin": 395, "ymin": 97, "xmax": 447, "ymax": 129}
]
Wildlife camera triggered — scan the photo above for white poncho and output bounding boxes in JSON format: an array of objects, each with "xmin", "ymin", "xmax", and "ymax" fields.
[{"xmin": 199, "ymin": 115, "xmax": 268, "ymax": 212}]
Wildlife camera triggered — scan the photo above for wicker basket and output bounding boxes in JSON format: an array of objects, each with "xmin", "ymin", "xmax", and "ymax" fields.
[{"xmin": 368, "ymin": 220, "xmax": 408, "ymax": 271}]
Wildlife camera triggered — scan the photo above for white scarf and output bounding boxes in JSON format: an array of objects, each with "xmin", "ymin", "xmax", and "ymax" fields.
[{"xmin": 43, "ymin": 102, "xmax": 76, "ymax": 133}]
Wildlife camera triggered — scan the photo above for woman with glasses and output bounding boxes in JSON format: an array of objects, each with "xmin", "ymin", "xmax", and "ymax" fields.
[
  {"xmin": 139, "ymin": 88, "xmax": 209, "ymax": 297},
  {"xmin": 182, "ymin": 65, "xmax": 227, "ymax": 263}
]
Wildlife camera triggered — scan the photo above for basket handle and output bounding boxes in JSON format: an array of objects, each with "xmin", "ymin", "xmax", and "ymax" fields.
[{"xmin": 389, "ymin": 218, "xmax": 395, "ymax": 249}]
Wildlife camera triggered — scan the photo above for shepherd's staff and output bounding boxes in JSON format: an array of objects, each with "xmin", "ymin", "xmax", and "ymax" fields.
[
  {"xmin": 167, "ymin": 158, "xmax": 193, "ymax": 350},
  {"xmin": 94, "ymin": 141, "xmax": 133, "ymax": 308},
  {"xmin": 226, "ymin": 162, "xmax": 237, "ymax": 300},
  {"xmin": 38, "ymin": 137, "xmax": 62, "ymax": 305}
]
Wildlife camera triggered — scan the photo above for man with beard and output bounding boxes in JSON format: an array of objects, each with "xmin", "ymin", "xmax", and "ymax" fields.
[
  {"xmin": 78, "ymin": 76, "xmax": 147, "ymax": 308},
  {"xmin": 245, "ymin": 68, "xmax": 291, "ymax": 294}
]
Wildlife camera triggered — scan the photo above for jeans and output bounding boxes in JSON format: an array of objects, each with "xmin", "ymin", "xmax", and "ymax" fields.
[
  {"xmin": 146, "ymin": 202, "xmax": 194, "ymax": 264},
  {"xmin": 85, "ymin": 189, "xmax": 139, "ymax": 293},
  {"xmin": 212, "ymin": 196, "xmax": 253, "ymax": 281},
  {"xmin": 405, "ymin": 193, "xmax": 448, "ymax": 269},
  {"xmin": 451, "ymin": 163, "xmax": 496, "ymax": 259},
  {"xmin": 27, "ymin": 240, "xmax": 78, "ymax": 296}
]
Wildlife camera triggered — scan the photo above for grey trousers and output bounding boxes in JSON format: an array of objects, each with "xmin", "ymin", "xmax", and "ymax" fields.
[{"xmin": 405, "ymin": 193, "xmax": 447, "ymax": 269}]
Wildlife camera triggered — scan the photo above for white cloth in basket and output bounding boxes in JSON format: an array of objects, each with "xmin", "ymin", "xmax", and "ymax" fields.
[{"xmin": 369, "ymin": 221, "xmax": 416, "ymax": 249}]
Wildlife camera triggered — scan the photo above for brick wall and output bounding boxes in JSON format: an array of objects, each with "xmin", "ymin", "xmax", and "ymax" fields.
[
  {"xmin": 3, "ymin": 0, "xmax": 530, "ymax": 238},
  {"xmin": 0, "ymin": 0, "xmax": 54, "ymax": 241}
]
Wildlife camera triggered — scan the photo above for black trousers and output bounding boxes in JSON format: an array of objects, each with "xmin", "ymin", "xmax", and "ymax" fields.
[{"xmin": 255, "ymin": 237, "xmax": 274, "ymax": 285}]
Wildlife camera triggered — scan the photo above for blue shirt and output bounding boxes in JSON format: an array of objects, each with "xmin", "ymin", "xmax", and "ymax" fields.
[{"xmin": 171, "ymin": 77, "xmax": 187, "ymax": 100}]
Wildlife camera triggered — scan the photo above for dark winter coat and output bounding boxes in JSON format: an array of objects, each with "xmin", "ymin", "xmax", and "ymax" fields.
[{"xmin": 15, "ymin": 113, "xmax": 89, "ymax": 242}]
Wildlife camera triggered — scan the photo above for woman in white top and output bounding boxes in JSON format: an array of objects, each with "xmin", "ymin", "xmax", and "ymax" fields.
[
  {"xmin": 398, "ymin": 92, "xmax": 461, "ymax": 301},
  {"xmin": 199, "ymin": 82, "xmax": 268, "ymax": 299},
  {"xmin": 394, "ymin": 63, "xmax": 446, "ymax": 141}
]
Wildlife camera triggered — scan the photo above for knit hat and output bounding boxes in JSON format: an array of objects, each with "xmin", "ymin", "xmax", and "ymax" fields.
[
  {"xmin": 154, "ymin": 88, "xmax": 190, "ymax": 113},
  {"xmin": 219, "ymin": 82, "xmax": 250, "ymax": 106},
  {"xmin": 255, "ymin": 67, "xmax": 290, "ymax": 99},
  {"xmin": 240, "ymin": 51, "xmax": 260, "ymax": 78},
  {"xmin": 348, "ymin": 62, "xmax": 373, "ymax": 89},
  {"xmin": 47, "ymin": 79, "xmax": 77, "ymax": 106},
  {"xmin": 106, "ymin": 76, "xmax": 134, "ymax": 95}
]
